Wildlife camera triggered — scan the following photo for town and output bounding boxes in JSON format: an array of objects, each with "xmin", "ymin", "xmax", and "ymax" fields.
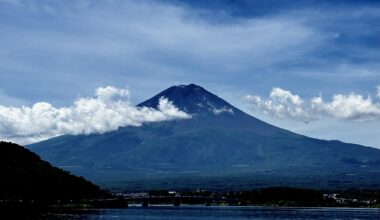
[{"xmin": 116, "ymin": 188, "xmax": 380, "ymax": 208}]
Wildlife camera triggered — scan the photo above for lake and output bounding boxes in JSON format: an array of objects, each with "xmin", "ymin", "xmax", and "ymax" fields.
[{"xmin": 34, "ymin": 206, "xmax": 380, "ymax": 219}]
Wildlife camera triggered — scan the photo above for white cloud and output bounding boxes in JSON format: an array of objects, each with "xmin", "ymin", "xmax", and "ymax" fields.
[
  {"xmin": 157, "ymin": 97, "xmax": 190, "ymax": 119},
  {"xmin": 243, "ymin": 88, "xmax": 315, "ymax": 122},
  {"xmin": 0, "ymin": 0, "xmax": 324, "ymax": 87},
  {"xmin": 311, "ymin": 93, "xmax": 380, "ymax": 121},
  {"xmin": 244, "ymin": 86, "xmax": 380, "ymax": 123},
  {"xmin": 212, "ymin": 106, "xmax": 234, "ymax": 115},
  {"xmin": 0, "ymin": 0, "xmax": 378, "ymax": 110},
  {"xmin": 0, "ymin": 86, "xmax": 190, "ymax": 144}
]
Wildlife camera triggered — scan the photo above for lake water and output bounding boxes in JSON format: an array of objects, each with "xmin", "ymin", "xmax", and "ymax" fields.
[{"xmin": 34, "ymin": 206, "xmax": 380, "ymax": 220}]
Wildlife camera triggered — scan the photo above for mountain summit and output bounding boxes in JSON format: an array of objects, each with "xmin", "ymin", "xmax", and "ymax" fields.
[
  {"xmin": 139, "ymin": 84, "xmax": 284, "ymax": 136},
  {"xmin": 29, "ymin": 84, "xmax": 380, "ymax": 190},
  {"xmin": 138, "ymin": 84, "xmax": 236, "ymax": 116}
]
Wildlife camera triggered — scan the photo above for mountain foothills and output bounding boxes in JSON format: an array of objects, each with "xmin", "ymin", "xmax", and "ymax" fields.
[
  {"xmin": 29, "ymin": 84, "xmax": 380, "ymax": 191},
  {"xmin": 0, "ymin": 141, "xmax": 108, "ymax": 201}
]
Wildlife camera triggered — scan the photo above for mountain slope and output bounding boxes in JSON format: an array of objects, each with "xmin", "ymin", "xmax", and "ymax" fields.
[
  {"xmin": 29, "ymin": 84, "xmax": 380, "ymax": 190},
  {"xmin": 0, "ymin": 141, "xmax": 108, "ymax": 201}
]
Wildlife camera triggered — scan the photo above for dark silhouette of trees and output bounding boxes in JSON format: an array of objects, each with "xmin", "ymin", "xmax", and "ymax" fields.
[{"xmin": 0, "ymin": 141, "xmax": 108, "ymax": 202}]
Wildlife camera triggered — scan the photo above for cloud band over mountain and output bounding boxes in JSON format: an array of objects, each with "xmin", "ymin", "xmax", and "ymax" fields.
[
  {"xmin": 244, "ymin": 86, "xmax": 380, "ymax": 123},
  {"xmin": 0, "ymin": 86, "xmax": 190, "ymax": 144}
]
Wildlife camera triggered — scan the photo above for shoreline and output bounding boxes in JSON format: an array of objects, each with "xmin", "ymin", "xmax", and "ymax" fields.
[
  {"xmin": 126, "ymin": 203, "xmax": 380, "ymax": 209},
  {"xmin": 1, "ymin": 201, "xmax": 379, "ymax": 210}
]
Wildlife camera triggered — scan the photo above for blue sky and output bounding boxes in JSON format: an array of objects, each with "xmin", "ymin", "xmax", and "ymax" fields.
[{"xmin": 0, "ymin": 0, "xmax": 379, "ymax": 147}]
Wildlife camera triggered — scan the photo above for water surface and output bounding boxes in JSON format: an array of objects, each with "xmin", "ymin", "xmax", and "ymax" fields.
[{"xmin": 39, "ymin": 206, "xmax": 380, "ymax": 219}]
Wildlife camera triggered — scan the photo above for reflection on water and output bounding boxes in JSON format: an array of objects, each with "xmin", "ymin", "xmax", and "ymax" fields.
[{"xmin": 14, "ymin": 206, "xmax": 380, "ymax": 220}]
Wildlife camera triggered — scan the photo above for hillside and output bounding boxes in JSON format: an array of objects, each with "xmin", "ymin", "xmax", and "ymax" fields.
[{"xmin": 0, "ymin": 141, "xmax": 108, "ymax": 201}]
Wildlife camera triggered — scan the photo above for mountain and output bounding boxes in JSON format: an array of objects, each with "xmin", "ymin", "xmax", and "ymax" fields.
[
  {"xmin": 0, "ymin": 141, "xmax": 108, "ymax": 201},
  {"xmin": 28, "ymin": 84, "xmax": 380, "ymax": 190}
]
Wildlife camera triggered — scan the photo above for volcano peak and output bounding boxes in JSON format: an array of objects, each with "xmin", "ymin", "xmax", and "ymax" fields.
[{"xmin": 138, "ymin": 84, "xmax": 235, "ymax": 116}]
